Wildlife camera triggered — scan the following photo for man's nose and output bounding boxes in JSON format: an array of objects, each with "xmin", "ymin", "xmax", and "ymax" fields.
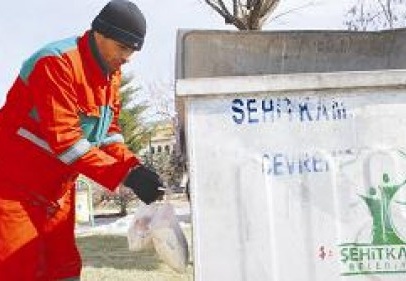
[
  {"xmin": 121, "ymin": 51, "xmax": 135, "ymax": 64},
  {"xmin": 121, "ymin": 57, "xmax": 130, "ymax": 65}
]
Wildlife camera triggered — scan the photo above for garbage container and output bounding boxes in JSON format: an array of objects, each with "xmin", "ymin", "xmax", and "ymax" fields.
[{"xmin": 176, "ymin": 70, "xmax": 406, "ymax": 281}]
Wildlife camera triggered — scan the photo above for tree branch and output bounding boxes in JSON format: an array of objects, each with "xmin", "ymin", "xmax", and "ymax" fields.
[
  {"xmin": 270, "ymin": 1, "xmax": 319, "ymax": 22},
  {"xmin": 376, "ymin": 0, "xmax": 392, "ymax": 28},
  {"xmin": 205, "ymin": 0, "xmax": 238, "ymax": 24},
  {"xmin": 204, "ymin": 0, "xmax": 225, "ymax": 15}
]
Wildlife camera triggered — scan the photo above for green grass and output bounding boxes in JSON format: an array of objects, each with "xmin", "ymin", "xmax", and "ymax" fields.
[{"xmin": 76, "ymin": 231, "xmax": 193, "ymax": 281}]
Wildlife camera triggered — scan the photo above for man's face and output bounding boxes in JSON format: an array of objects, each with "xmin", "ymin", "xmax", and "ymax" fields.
[{"xmin": 97, "ymin": 33, "xmax": 136, "ymax": 71}]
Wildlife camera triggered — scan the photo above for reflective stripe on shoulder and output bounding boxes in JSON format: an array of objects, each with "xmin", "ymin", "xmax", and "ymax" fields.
[
  {"xmin": 17, "ymin": 127, "xmax": 91, "ymax": 164},
  {"xmin": 101, "ymin": 133, "xmax": 125, "ymax": 146},
  {"xmin": 58, "ymin": 139, "xmax": 92, "ymax": 164},
  {"xmin": 17, "ymin": 127, "xmax": 53, "ymax": 153}
]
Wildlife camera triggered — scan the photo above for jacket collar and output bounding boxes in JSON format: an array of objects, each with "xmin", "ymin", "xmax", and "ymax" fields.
[
  {"xmin": 78, "ymin": 30, "xmax": 120, "ymax": 84},
  {"xmin": 89, "ymin": 31, "xmax": 110, "ymax": 76}
]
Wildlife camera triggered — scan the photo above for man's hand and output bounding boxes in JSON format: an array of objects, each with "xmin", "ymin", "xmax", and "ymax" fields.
[{"xmin": 123, "ymin": 165, "xmax": 164, "ymax": 204}]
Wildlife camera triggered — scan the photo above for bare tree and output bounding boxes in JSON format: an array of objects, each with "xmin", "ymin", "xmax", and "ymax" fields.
[
  {"xmin": 202, "ymin": 0, "xmax": 317, "ymax": 30},
  {"xmin": 145, "ymin": 80, "xmax": 176, "ymax": 120},
  {"xmin": 204, "ymin": 0, "xmax": 280, "ymax": 30},
  {"xmin": 345, "ymin": 0, "xmax": 406, "ymax": 31},
  {"xmin": 142, "ymin": 80, "xmax": 185, "ymax": 193}
]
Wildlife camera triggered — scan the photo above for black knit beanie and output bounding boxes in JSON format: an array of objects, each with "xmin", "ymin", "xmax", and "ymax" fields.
[{"xmin": 91, "ymin": 0, "xmax": 146, "ymax": 51}]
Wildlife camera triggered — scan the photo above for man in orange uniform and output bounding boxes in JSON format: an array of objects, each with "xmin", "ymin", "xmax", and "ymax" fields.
[{"xmin": 0, "ymin": 1, "xmax": 164, "ymax": 280}]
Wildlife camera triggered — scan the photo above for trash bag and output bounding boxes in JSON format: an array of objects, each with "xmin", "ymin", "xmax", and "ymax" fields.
[
  {"xmin": 150, "ymin": 202, "xmax": 189, "ymax": 273},
  {"xmin": 127, "ymin": 202, "xmax": 157, "ymax": 252}
]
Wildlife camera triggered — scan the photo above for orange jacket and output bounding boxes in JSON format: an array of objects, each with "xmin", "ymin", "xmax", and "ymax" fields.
[{"xmin": 0, "ymin": 31, "xmax": 139, "ymax": 201}]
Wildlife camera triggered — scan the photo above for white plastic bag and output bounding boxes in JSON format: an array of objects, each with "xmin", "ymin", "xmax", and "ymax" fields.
[
  {"xmin": 150, "ymin": 202, "xmax": 189, "ymax": 273},
  {"xmin": 127, "ymin": 203, "xmax": 157, "ymax": 252}
]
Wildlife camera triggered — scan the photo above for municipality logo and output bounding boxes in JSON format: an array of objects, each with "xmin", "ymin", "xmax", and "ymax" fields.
[{"xmin": 340, "ymin": 173, "xmax": 406, "ymax": 276}]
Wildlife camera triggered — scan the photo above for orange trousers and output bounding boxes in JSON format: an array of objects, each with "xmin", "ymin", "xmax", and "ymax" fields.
[{"xmin": 0, "ymin": 180, "xmax": 82, "ymax": 280}]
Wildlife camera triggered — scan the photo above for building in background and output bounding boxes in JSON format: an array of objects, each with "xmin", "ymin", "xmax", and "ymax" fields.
[
  {"xmin": 139, "ymin": 119, "xmax": 176, "ymax": 158},
  {"xmin": 139, "ymin": 119, "xmax": 186, "ymax": 193}
]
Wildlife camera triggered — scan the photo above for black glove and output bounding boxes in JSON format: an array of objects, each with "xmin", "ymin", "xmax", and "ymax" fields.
[{"xmin": 124, "ymin": 165, "xmax": 164, "ymax": 204}]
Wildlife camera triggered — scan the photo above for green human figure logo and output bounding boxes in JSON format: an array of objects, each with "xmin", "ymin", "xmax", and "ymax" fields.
[{"xmin": 359, "ymin": 173, "xmax": 406, "ymax": 245}]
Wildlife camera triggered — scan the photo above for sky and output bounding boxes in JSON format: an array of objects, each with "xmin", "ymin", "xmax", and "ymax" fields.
[{"xmin": 0, "ymin": 0, "xmax": 354, "ymax": 107}]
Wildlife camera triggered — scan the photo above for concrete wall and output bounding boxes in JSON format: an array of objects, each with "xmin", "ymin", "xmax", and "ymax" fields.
[
  {"xmin": 176, "ymin": 29, "xmax": 406, "ymax": 79},
  {"xmin": 176, "ymin": 71, "xmax": 406, "ymax": 281},
  {"xmin": 175, "ymin": 29, "xmax": 406, "ymax": 281}
]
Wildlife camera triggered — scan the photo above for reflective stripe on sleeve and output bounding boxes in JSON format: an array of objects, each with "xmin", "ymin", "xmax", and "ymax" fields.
[
  {"xmin": 17, "ymin": 127, "xmax": 91, "ymax": 164},
  {"xmin": 17, "ymin": 127, "xmax": 53, "ymax": 153},
  {"xmin": 58, "ymin": 139, "xmax": 92, "ymax": 164},
  {"xmin": 100, "ymin": 133, "xmax": 125, "ymax": 146}
]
